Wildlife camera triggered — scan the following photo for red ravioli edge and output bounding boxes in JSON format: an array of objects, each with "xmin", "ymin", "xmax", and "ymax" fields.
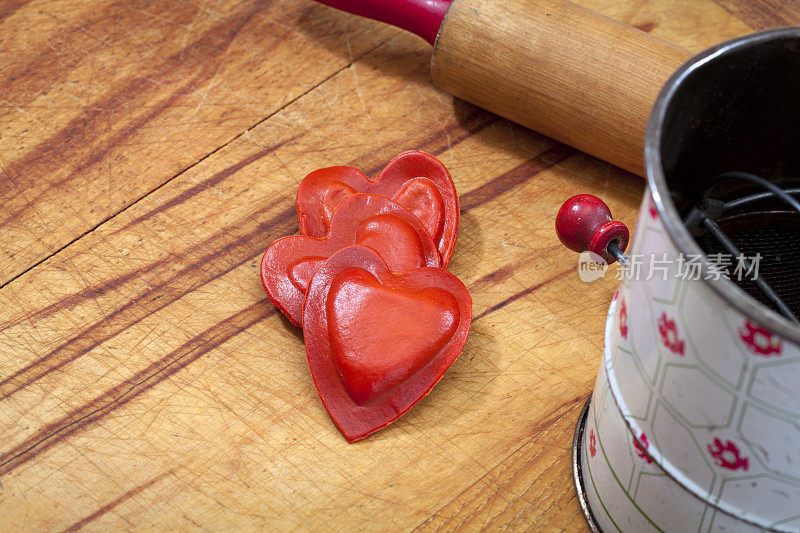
[
  {"xmin": 302, "ymin": 245, "xmax": 472, "ymax": 442},
  {"xmin": 261, "ymin": 194, "xmax": 440, "ymax": 327},
  {"xmin": 295, "ymin": 150, "xmax": 460, "ymax": 266}
]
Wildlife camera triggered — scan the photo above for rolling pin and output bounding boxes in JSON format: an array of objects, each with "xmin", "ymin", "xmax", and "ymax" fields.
[{"xmin": 313, "ymin": 0, "xmax": 693, "ymax": 177}]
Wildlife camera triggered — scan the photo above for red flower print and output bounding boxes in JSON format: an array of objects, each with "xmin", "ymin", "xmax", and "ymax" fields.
[
  {"xmin": 589, "ymin": 429, "xmax": 597, "ymax": 458},
  {"xmin": 739, "ymin": 321, "xmax": 782, "ymax": 356},
  {"xmin": 619, "ymin": 298, "xmax": 629, "ymax": 339},
  {"xmin": 658, "ymin": 312, "xmax": 685, "ymax": 355},
  {"xmin": 708, "ymin": 438, "xmax": 749, "ymax": 471},
  {"xmin": 634, "ymin": 432, "xmax": 653, "ymax": 464},
  {"xmin": 648, "ymin": 195, "xmax": 658, "ymax": 220}
]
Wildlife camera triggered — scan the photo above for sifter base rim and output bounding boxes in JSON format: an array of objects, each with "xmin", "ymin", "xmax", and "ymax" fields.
[{"xmin": 572, "ymin": 394, "xmax": 602, "ymax": 533}]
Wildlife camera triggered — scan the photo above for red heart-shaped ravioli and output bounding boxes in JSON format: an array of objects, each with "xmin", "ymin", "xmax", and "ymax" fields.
[
  {"xmin": 296, "ymin": 151, "xmax": 459, "ymax": 265},
  {"xmin": 303, "ymin": 245, "xmax": 472, "ymax": 442},
  {"xmin": 261, "ymin": 195, "xmax": 440, "ymax": 326}
]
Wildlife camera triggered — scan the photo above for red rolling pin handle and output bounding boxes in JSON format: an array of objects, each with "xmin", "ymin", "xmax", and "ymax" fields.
[
  {"xmin": 555, "ymin": 195, "xmax": 629, "ymax": 265},
  {"xmin": 312, "ymin": 0, "xmax": 450, "ymax": 45}
]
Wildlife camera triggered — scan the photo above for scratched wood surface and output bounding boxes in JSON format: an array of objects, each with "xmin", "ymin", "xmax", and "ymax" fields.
[{"xmin": 0, "ymin": 0, "xmax": 793, "ymax": 530}]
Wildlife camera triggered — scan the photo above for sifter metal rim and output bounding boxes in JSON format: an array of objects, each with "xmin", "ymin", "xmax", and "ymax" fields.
[
  {"xmin": 571, "ymin": 394, "xmax": 602, "ymax": 533},
  {"xmin": 645, "ymin": 26, "xmax": 800, "ymax": 345}
]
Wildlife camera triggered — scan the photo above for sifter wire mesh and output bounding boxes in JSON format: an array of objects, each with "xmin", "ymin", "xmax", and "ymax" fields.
[{"xmin": 688, "ymin": 172, "xmax": 800, "ymax": 322}]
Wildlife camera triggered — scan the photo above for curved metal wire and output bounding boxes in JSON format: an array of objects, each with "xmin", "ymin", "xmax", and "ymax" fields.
[
  {"xmin": 696, "ymin": 171, "xmax": 800, "ymax": 324},
  {"xmin": 705, "ymin": 171, "xmax": 800, "ymax": 213},
  {"xmin": 723, "ymin": 187, "xmax": 800, "ymax": 212}
]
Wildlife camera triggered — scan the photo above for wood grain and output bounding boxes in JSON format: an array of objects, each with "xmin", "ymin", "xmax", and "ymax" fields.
[
  {"xmin": 0, "ymin": 0, "xmax": 394, "ymax": 287},
  {"xmin": 0, "ymin": 0, "xmax": 791, "ymax": 530},
  {"xmin": 712, "ymin": 0, "xmax": 800, "ymax": 30}
]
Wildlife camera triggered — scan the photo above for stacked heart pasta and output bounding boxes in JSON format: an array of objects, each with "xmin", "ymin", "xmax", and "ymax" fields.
[{"xmin": 261, "ymin": 151, "xmax": 472, "ymax": 442}]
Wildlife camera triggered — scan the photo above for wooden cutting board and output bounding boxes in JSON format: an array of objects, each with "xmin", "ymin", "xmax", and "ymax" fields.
[{"xmin": 0, "ymin": 0, "xmax": 796, "ymax": 529}]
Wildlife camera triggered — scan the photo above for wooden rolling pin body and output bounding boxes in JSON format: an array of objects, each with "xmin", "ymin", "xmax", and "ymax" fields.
[{"xmin": 432, "ymin": 0, "xmax": 692, "ymax": 176}]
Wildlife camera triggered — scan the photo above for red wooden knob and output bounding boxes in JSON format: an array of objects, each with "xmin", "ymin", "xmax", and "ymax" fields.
[{"xmin": 555, "ymin": 194, "xmax": 629, "ymax": 264}]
